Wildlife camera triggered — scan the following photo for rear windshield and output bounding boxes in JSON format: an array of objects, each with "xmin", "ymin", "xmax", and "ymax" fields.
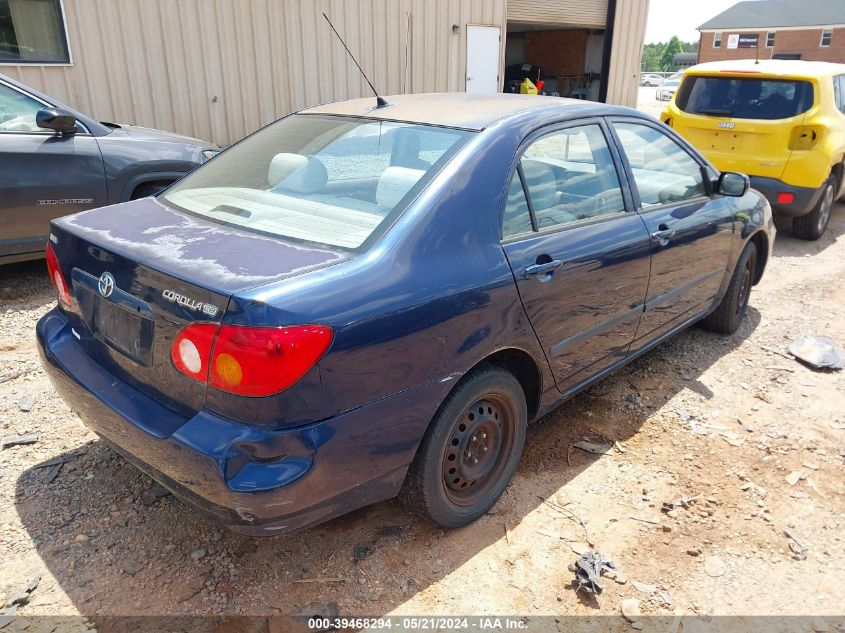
[
  {"xmin": 162, "ymin": 114, "xmax": 472, "ymax": 250},
  {"xmin": 675, "ymin": 76, "xmax": 814, "ymax": 120}
]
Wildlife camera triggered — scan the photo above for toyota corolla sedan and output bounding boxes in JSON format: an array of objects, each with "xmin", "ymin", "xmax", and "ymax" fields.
[{"xmin": 37, "ymin": 93, "xmax": 774, "ymax": 536}]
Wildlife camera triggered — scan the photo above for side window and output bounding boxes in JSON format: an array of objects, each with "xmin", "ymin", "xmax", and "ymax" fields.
[
  {"xmin": 836, "ymin": 75, "xmax": 845, "ymax": 114},
  {"xmin": 518, "ymin": 124, "xmax": 625, "ymax": 231},
  {"xmin": 613, "ymin": 122, "xmax": 706, "ymax": 207},
  {"xmin": 0, "ymin": 82, "xmax": 41, "ymax": 132},
  {"xmin": 503, "ymin": 171, "xmax": 533, "ymax": 238}
]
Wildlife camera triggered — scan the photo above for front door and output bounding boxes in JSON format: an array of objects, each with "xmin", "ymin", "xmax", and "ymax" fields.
[
  {"xmin": 501, "ymin": 121, "xmax": 652, "ymax": 393},
  {"xmin": 0, "ymin": 80, "xmax": 106, "ymax": 261},
  {"xmin": 466, "ymin": 26, "xmax": 500, "ymax": 94},
  {"xmin": 609, "ymin": 118, "xmax": 737, "ymax": 350}
]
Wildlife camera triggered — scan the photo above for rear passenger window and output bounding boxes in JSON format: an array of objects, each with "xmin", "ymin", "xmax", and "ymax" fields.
[
  {"xmin": 835, "ymin": 75, "xmax": 845, "ymax": 114},
  {"xmin": 613, "ymin": 122, "xmax": 706, "ymax": 208},
  {"xmin": 513, "ymin": 124, "xmax": 625, "ymax": 233},
  {"xmin": 502, "ymin": 172, "xmax": 533, "ymax": 238}
]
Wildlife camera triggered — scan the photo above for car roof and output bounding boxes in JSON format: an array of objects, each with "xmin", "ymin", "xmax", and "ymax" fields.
[
  {"xmin": 686, "ymin": 59, "xmax": 845, "ymax": 79},
  {"xmin": 301, "ymin": 92, "xmax": 635, "ymax": 131}
]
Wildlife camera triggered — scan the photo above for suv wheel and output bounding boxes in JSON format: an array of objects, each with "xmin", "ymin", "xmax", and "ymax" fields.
[
  {"xmin": 401, "ymin": 366, "xmax": 527, "ymax": 528},
  {"xmin": 793, "ymin": 175, "xmax": 835, "ymax": 241}
]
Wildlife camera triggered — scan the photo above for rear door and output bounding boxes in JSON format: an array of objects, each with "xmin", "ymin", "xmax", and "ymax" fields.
[
  {"xmin": 670, "ymin": 74, "xmax": 814, "ymax": 180},
  {"xmin": 0, "ymin": 79, "xmax": 106, "ymax": 261},
  {"xmin": 609, "ymin": 118, "xmax": 736, "ymax": 349},
  {"xmin": 501, "ymin": 120, "xmax": 652, "ymax": 393}
]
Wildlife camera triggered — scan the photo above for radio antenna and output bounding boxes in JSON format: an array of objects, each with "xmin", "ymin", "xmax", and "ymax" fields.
[{"xmin": 322, "ymin": 12, "xmax": 389, "ymax": 108}]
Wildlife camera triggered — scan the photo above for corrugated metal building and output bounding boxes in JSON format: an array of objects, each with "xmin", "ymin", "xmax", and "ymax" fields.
[{"xmin": 1, "ymin": 0, "xmax": 648, "ymax": 146}]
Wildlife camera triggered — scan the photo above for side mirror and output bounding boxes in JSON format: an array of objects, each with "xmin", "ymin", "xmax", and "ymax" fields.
[
  {"xmin": 36, "ymin": 107, "xmax": 77, "ymax": 136},
  {"xmin": 717, "ymin": 172, "xmax": 750, "ymax": 197}
]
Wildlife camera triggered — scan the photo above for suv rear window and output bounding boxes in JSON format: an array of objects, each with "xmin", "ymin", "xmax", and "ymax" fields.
[{"xmin": 675, "ymin": 76, "xmax": 814, "ymax": 120}]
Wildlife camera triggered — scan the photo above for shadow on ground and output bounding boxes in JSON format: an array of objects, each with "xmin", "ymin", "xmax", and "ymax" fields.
[
  {"xmin": 770, "ymin": 201, "xmax": 844, "ymax": 258},
  {"xmin": 12, "ymin": 279, "xmax": 761, "ymax": 625}
]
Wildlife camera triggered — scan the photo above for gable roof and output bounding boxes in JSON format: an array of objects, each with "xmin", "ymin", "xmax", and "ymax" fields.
[{"xmin": 698, "ymin": 0, "xmax": 845, "ymax": 30}]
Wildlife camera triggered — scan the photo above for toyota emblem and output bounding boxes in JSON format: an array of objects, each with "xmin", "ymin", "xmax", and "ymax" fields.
[{"xmin": 98, "ymin": 272, "xmax": 116, "ymax": 298}]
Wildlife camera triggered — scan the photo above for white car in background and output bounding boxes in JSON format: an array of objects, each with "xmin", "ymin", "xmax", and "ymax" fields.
[
  {"xmin": 640, "ymin": 73, "xmax": 664, "ymax": 87},
  {"xmin": 656, "ymin": 78, "xmax": 681, "ymax": 101}
]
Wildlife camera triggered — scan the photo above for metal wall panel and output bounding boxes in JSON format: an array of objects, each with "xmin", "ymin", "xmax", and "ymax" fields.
[
  {"xmin": 605, "ymin": 0, "xmax": 650, "ymax": 107},
  {"xmin": 507, "ymin": 0, "xmax": 608, "ymax": 27},
  {"xmin": 1, "ymin": 0, "xmax": 506, "ymax": 146}
]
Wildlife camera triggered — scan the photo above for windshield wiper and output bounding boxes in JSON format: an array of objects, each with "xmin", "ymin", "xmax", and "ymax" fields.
[{"xmin": 695, "ymin": 108, "xmax": 733, "ymax": 117}]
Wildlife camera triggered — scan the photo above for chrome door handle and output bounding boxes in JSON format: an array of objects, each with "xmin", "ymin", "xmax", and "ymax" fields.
[
  {"xmin": 524, "ymin": 260, "xmax": 563, "ymax": 278},
  {"xmin": 652, "ymin": 226, "xmax": 676, "ymax": 246}
]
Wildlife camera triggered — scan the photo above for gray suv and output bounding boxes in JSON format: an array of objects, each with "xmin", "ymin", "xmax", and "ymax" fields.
[{"xmin": 0, "ymin": 74, "xmax": 219, "ymax": 264}]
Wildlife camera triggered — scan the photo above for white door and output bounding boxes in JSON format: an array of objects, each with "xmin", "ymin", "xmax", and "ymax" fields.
[{"xmin": 466, "ymin": 26, "xmax": 501, "ymax": 93}]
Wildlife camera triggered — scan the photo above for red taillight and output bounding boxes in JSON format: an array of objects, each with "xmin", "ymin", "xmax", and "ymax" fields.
[
  {"xmin": 45, "ymin": 243, "xmax": 72, "ymax": 307},
  {"xmin": 777, "ymin": 192, "xmax": 795, "ymax": 204},
  {"xmin": 172, "ymin": 324, "xmax": 218, "ymax": 381},
  {"xmin": 171, "ymin": 323, "xmax": 333, "ymax": 397}
]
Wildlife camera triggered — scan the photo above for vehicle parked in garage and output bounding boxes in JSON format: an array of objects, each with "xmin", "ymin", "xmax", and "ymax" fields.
[
  {"xmin": 0, "ymin": 74, "xmax": 218, "ymax": 264},
  {"xmin": 37, "ymin": 93, "xmax": 773, "ymax": 536},
  {"xmin": 641, "ymin": 73, "xmax": 664, "ymax": 87},
  {"xmin": 661, "ymin": 59, "xmax": 845, "ymax": 240},
  {"xmin": 657, "ymin": 78, "xmax": 681, "ymax": 101}
]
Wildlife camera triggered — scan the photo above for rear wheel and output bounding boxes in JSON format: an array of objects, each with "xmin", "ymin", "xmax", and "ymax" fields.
[
  {"xmin": 701, "ymin": 241, "xmax": 757, "ymax": 335},
  {"xmin": 401, "ymin": 366, "xmax": 527, "ymax": 528},
  {"xmin": 793, "ymin": 174, "xmax": 835, "ymax": 241}
]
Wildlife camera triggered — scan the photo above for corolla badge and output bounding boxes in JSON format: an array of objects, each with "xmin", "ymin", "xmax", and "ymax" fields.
[
  {"xmin": 162, "ymin": 289, "xmax": 220, "ymax": 317},
  {"xmin": 98, "ymin": 272, "xmax": 116, "ymax": 298},
  {"xmin": 717, "ymin": 121, "xmax": 735, "ymax": 129}
]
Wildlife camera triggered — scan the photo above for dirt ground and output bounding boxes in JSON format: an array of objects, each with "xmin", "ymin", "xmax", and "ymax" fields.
[{"xmin": 1, "ymin": 205, "xmax": 844, "ymax": 627}]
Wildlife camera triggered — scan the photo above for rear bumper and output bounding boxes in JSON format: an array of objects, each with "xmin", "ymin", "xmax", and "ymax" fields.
[
  {"xmin": 37, "ymin": 309, "xmax": 441, "ymax": 536},
  {"xmin": 749, "ymin": 176, "xmax": 822, "ymax": 218}
]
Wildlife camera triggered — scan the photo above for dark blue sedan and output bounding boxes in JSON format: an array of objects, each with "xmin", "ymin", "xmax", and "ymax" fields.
[{"xmin": 37, "ymin": 94, "xmax": 774, "ymax": 536}]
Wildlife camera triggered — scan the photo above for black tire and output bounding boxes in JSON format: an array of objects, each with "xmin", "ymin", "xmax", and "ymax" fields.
[
  {"xmin": 400, "ymin": 366, "xmax": 527, "ymax": 528},
  {"xmin": 701, "ymin": 241, "xmax": 757, "ymax": 335},
  {"xmin": 793, "ymin": 174, "xmax": 835, "ymax": 241}
]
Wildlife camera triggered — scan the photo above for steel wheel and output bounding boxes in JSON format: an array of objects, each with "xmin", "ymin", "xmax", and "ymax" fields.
[
  {"xmin": 735, "ymin": 252, "xmax": 754, "ymax": 320},
  {"xmin": 441, "ymin": 395, "xmax": 515, "ymax": 507},
  {"xmin": 401, "ymin": 366, "xmax": 527, "ymax": 528}
]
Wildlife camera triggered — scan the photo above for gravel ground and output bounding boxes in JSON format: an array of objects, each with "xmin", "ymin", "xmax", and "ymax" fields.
[{"xmin": 1, "ymin": 206, "xmax": 844, "ymax": 626}]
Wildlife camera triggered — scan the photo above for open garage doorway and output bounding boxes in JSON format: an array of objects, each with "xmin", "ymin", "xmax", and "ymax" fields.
[{"xmin": 505, "ymin": 23, "xmax": 606, "ymax": 100}]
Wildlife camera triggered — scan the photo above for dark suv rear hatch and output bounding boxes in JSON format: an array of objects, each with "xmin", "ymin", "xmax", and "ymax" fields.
[{"xmin": 50, "ymin": 198, "xmax": 348, "ymax": 420}]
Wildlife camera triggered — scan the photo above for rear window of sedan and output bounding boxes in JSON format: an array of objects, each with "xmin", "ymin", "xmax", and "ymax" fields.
[
  {"xmin": 162, "ymin": 114, "xmax": 472, "ymax": 250},
  {"xmin": 676, "ymin": 76, "xmax": 814, "ymax": 120}
]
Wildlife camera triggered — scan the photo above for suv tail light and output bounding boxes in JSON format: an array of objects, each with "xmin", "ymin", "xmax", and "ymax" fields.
[
  {"xmin": 172, "ymin": 324, "xmax": 333, "ymax": 397},
  {"xmin": 46, "ymin": 243, "xmax": 73, "ymax": 308}
]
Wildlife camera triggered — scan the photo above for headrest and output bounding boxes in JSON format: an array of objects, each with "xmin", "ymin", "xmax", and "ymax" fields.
[
  {"xmin": 376, "ymin": 166, "xmax": 425, "ymax": 209},
  {"xmin": 521, "ymin": 159, "xmax": 557, "ymax": 211},
  {"xmin": 268, "ymin": 153, "xmax": 327, "ymax": 194}
]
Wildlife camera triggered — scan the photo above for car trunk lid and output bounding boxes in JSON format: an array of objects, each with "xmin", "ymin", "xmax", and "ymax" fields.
[{"xmin": 50, "ymin": 198, "xmax": 348, "ymax": 421}]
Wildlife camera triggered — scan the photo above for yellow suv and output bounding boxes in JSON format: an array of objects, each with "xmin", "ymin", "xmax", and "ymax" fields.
[{"xmin": 661, "ymin": 60, "xmax": 845, "ymax": 240}]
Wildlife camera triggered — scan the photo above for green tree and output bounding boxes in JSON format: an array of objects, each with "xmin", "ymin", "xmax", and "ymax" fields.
[{"xmin": 659, "ymin": 36, "xmax": 684, "ymax": 71}]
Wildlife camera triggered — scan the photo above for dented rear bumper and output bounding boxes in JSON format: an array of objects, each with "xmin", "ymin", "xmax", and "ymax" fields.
[{"xmin": 37, "ymin": 309, "xmax": 439, "ymax": 536}]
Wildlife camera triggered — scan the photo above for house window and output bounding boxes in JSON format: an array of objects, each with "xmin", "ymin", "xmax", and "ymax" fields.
[
  {"xmin": 821, "ymin": 29, "xmax": 833, "ymax": 47},
  {"xmin": 713, "ymin": 32, "xmax": 723, "ymax": 48},
  {"xmin": 0, "ymin": 0, "xmax": 70, "ymax": 64},
  {"xmin": 766, "ymin": 31, "xmax": 776, "ymax": 48}
]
